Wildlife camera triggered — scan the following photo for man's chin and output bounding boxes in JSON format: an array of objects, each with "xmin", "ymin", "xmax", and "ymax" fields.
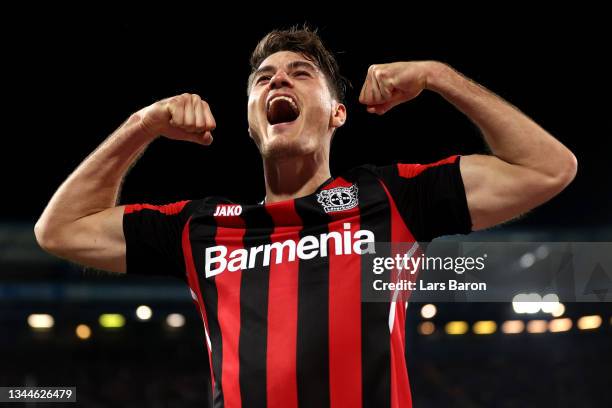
[{"xmin": 259, "ymin": 135, "xmax": 310, "ymax": 160}]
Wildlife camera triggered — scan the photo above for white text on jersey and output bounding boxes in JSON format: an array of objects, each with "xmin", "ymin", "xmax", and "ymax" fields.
[
  {"xmin": 204, "ymin": 223, "xmax": 375, "ymax": 278},
  {"xmin": 214, "ymin": 204, "xmax": 243, "ymax": 216}
]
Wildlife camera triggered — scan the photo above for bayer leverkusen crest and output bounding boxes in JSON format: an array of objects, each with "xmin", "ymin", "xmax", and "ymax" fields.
[{"xmin": 316, "ymin": 184, "xmax": 359, "ymax": 213}]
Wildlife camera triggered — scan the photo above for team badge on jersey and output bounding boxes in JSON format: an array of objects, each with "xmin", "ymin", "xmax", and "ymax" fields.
[{"xmin": 316, "ymin": 184, "xmax": 359, "ymax": 213}]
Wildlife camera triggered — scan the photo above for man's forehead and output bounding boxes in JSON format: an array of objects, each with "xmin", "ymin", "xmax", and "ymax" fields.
[{"xmin": 257, "ymin": 51, "xmax": 318, "ymax": 71}]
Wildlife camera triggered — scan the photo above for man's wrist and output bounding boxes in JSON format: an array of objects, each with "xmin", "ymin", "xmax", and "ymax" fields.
[
  {"xmin": 424, "ymin": 61, "xmax": 456, "ymax": 94},
  {"xmin": 129, "ymin": 111, "xmax": 160, "ymax": 143}
]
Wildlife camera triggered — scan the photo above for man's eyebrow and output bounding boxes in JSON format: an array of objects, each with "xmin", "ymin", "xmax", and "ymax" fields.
[
  {"xmin": 253, "ymin": 65, "xmax": 276, "ymax": 78},
  {"xmin": 286, "ymin": 60, "xmax": 319, "ymax": 72},
  {"xmin": 253, "ymin": 60, "xmax": 319, "ymax": 78}
]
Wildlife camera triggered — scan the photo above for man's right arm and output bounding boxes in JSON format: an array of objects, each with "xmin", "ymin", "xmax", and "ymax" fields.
[{"xmin": 34, "ymin": 93, "xmax": 215, "ymax": 273}]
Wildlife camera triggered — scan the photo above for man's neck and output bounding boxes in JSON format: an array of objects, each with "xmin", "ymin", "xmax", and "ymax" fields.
[{"xmin": 263, "ymin": 151, "xmax": 331, "ymax": 203}]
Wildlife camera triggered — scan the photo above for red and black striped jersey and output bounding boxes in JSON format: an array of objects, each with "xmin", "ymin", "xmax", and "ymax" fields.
[{"xmin": 123, "ymin": 155, "xmax": 472, "ymax": 408}]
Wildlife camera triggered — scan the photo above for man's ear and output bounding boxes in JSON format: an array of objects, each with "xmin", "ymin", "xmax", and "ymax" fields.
[{"xmin": 330, "ymin": 102, "xmax": 347, "ymax": 129}]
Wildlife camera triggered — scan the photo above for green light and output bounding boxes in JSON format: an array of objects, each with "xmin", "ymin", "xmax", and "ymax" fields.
[{"xmin": 99, "ymin": 314, "xmax": 125, "ymax": 328}]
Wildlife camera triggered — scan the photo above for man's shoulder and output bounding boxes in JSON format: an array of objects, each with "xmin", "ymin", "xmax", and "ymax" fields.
[{"xmin": 340, "ymin": 156, "xmax": 462, "ymax": 182}]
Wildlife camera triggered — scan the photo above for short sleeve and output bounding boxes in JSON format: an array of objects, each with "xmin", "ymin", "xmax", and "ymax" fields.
[
  {"xmin": 372, "ymin": 155, "xmax": 473, "ymax": 241},
  {"xmin": 122, "ymin": 200, "xmax": 197, "ymax": 280}
]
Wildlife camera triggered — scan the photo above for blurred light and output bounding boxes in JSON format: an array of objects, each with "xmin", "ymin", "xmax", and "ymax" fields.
[
  {"xmin": 526, "ymin": 320, "xmax": 547, "ymax": 333},
  {"xmin": 551, "ymin": 303, "xmax": 565, "ymax": 317},
  {"xmin": 549, "ymin": 318, "xmax": 572, "ymax": 333},
  {"xmin": 76, "ymin": 324, "xmax": 92, "ymax": 340},
  {"xmin": 99, "ymin": 314, "xmax": 125, "ymax": 328},
  {"xmin": 501, "ymin": 320, "xmax": 525, "ymax": 334},
  {"xmin": 28, "ymin": 314, "xmax": 54, "ymax": 330},
  {"xmin": 535, "ymin": 245, "xmax": 549, "ymax": 259},
  {"xmin": 512, "ymin": 293, "xmax": 542, "ymax": 314},
  {"xmin": 542, "ymin": 293, "xmax": 559, "ymax": 303},
  {"xmin": 136, "ymin": 305, "xmax": 153, "ymax": 321},
  {"xmin": 418, "ymin": 321, "xmax": 435, "ymax": 335},
  {"xmin": 577, "ymin": 315, "xmax": 602, "ymax": 330},
  {"xmin": 166, "ymin": 313, "xmax": 186, "ymax": 328},
  {"xmin": 473, "ymin": 321, "xmax": 497, "ymax": 335},
  {"xmin": 445, "ymin": 321, "xmax": 468, "ymax": 335},
  {"xmin": 541, "ymin": 294, "xmax": 560, "ymax": 313},
  {"xmin": 420, "ymin": 304, "xmax": 437, "ymax": 319},
  {"xmin": 512, "ymin": 293, "xmax": 526, "ymax": 313},
  {"xmin": 525, "ymin": 293, "xmax": 542, "ymax": 313},
  {"xmin": 520, "ymin": 253, "xmax": 536, "ymax": 268}
]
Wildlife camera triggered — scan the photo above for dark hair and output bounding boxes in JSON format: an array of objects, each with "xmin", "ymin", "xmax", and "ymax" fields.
[{"xmin": 248, "ymin": 26, "xmax": 349, "ymax": 102}]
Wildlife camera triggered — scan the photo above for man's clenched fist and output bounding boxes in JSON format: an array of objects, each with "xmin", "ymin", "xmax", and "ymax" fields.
[
  {"xmin": 138, "ymin": 93, "xmax": 216, "ymax": 145},
  {"xmin": 359, "ymin": 61, "xmax": 438, "ymax": 115}
]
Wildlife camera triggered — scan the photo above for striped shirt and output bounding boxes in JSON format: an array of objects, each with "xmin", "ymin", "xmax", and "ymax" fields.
[{"xmin": 123, "ymin": 155, "xmax": 472, "ymax": 408}]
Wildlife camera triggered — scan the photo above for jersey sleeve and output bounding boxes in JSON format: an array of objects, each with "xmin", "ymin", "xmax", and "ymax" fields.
[
  {"xmin": 122, "ymin": 200, "xmax": 198, "ymax": 280},
  {"xmin": 371, "ymin": 155, "xmax": 473, "ymax": 241}
]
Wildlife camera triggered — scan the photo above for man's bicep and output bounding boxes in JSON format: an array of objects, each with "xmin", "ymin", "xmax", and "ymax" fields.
[
  {"xmin": 66, "ymin": 206, "xmax": 127, "ymax": 273},
  {"xmin": 460, "ymin": 154, "xmax": 554, "ymax": 230}
]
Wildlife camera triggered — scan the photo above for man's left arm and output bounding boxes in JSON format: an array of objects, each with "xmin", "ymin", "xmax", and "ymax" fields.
[{"xmin": 360, "ymin": 61, "xmax": 578, "ymax": 230}]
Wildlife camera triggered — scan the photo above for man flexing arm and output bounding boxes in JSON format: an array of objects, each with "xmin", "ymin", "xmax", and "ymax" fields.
[
  {"xmin": 359, "ymin": 61, "xmax": 577, "ymax": 230},
  {"xmin": 34, "ymin": 94, "xmax": 215, "ymax": 272}
]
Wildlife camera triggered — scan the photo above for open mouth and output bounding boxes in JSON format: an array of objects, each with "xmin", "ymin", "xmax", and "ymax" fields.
[{"xmin": 267, "ymin": 96, "xmax": 300, "ymax": 125}]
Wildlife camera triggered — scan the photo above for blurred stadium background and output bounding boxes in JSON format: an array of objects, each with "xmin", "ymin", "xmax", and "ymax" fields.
[
  {"xmin": 2, "ymin": 227, "xmax": 611, "ymax": 407},
  {"xmin": 3, "ymin": 9, "xmax": 611, "ymax": 408}
]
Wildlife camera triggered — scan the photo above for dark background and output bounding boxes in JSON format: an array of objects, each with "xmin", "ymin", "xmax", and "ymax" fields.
[
  {"xmin": 3, "ymin": 9, "xmax": 611, "ymax": 229},
  {"xmin": 1, "ymin": 8, "xmax": 611, "ymax": 408}
]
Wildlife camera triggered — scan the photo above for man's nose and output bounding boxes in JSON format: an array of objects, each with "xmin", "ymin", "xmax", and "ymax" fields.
[{"xmin": 270, "ymin": 70, "xmax": 292, "ymax": 89}]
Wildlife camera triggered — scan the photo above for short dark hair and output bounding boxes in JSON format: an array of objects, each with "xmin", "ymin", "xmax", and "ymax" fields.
[{"xmin": 248, "ymin": 26, "xmax": 349, "ymax": 102}]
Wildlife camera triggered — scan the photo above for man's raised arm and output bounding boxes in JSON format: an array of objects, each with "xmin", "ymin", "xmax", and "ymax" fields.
[
  {"xmin": 359, "ymin": 61, "xmax": 577, "ymax": 230},
  {"xmin": 34, "ymin": 94, "xmax": 215, "ymax": 272}
]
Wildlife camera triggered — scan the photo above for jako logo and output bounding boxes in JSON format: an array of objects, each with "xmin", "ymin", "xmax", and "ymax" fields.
[
  {"xmin": 204, "ymin": 223, "xmax": 375, "ymax": 278},
  {"xmin": 214, "ymin": 204, "xmax": 242, "ymax": 216}
]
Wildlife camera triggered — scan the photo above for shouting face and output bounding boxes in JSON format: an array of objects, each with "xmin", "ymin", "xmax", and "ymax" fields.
[{"xmin": 247, "ymin": 51, "xmax": 346, "ymax": 159}]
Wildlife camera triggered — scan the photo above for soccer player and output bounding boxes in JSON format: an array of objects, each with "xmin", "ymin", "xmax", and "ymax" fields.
[{"xmin": 35, "ymin": 27, "xmax": 577, "ymax": 407}]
